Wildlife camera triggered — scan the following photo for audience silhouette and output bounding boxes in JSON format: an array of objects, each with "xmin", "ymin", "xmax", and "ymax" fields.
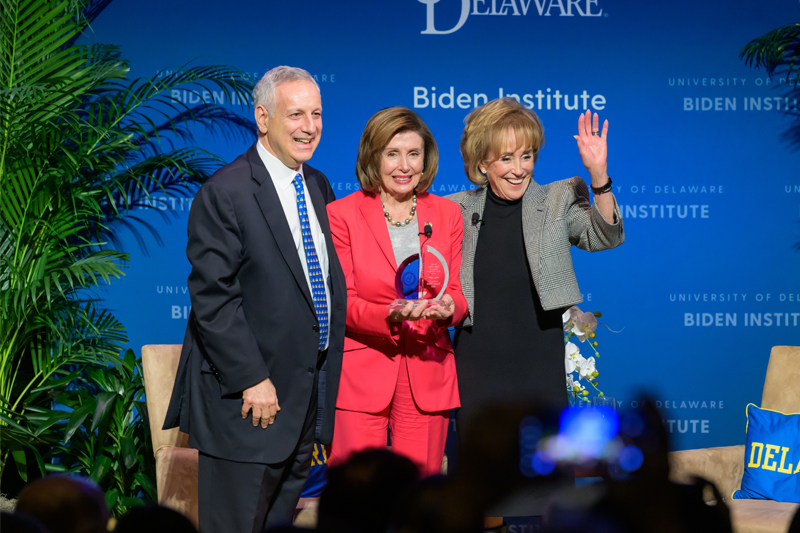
[
  {"xmin": 316, "ymin": 448, "xmax": 419, "ymax": 533},
  {"xmin": 114, "ymin": 504, "xmax": 197, "ymax": 533},
  {"xmin": 9, "ymin": 398, "xmax": 799, "ymax": 532},
  {"xmin": 14, "ymin": 476, "xmax": 109, "ymax": 533}
]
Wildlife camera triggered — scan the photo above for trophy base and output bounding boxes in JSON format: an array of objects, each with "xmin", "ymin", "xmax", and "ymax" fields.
[{"xmin": 388, "ymin": 299, "xmax": 446, "ymax": 310}]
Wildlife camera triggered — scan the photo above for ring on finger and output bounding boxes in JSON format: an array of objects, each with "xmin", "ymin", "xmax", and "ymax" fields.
[{"xmin": 591, "ymin": 130, "xmax": 600, "ymax": 136}]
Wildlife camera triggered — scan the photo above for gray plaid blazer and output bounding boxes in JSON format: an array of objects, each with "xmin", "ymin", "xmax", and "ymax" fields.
[{"xmin": 446, "ymin": 177, "xmax": 624, "ymax": 327}]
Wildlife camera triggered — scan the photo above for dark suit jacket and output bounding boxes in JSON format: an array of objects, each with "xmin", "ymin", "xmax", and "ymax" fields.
[{"xmin": 163, "ymin": 142, "xmax": 346, "ymax": 464}]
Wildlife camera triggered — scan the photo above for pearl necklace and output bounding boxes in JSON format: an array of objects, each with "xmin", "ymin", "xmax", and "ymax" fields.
[{"xmin": 382, "ymin": 193, "xmax": 417, "ymax": 227}]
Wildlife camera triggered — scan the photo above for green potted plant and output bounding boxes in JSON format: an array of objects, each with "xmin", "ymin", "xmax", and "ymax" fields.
[{"xmin": 0, "ymin": 0, "xmax": 252, "ymax": 511}]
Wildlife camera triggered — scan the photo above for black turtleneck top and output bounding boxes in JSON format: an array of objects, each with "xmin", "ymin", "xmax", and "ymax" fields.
[{"xmin": 454, "ymin": 185, "xmax": 567, "ymax": 426}]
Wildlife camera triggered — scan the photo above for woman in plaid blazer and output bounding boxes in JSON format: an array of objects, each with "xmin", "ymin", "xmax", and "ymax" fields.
[{"xmin": 447, "ymin": 98, "xmax": 625, "ymax": 529}]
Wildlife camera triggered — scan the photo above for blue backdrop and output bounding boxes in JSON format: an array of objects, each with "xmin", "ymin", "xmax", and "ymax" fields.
[{"xmin": 79, "ymin": 0, "xmax": 799, "ymax": 451}]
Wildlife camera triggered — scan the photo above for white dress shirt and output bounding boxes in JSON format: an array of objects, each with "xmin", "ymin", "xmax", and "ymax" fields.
[{"xmin": 256, "ymin": 141, "xmax": 331, "ymax": 350}]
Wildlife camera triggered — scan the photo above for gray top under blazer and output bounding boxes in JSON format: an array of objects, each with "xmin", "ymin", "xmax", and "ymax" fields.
[{"xmin": 446, "ymin": 177, "xmax": 624, "ymax": 327}]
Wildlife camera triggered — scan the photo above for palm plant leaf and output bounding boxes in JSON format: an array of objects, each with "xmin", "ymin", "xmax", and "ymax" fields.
[
  {"xmin": 740, "ymin": 21, "xmax": 800, "ymax": 160},
  {"xmin": 0, "ymin": 0, "xmax": 253, "ymax": 495},
  {"xmin": 740, "ymin": 23, "xmax": 800, "ymax": 85}
]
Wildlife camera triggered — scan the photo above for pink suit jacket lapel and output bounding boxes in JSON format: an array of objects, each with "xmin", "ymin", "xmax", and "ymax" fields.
[
  {"xmin": 357, "ymin": 191, "xmax": 443, "ymax": 274},
  {"xmin": 359, "ymin": 192, "xmax": 398, "ymax": 272}
]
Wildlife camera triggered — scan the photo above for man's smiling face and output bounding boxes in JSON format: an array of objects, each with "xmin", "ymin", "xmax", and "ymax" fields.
[{"xmin": 259, "ymin": 79, "xmax": 322, "ymax": 170}]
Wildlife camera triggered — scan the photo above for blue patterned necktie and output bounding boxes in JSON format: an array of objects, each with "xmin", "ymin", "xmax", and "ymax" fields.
[{"xmin": 292, "ymin": 175, "xmax": 328, "ymax": 351}]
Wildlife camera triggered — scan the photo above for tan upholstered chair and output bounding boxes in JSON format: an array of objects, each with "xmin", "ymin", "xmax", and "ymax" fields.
[
  {"xmin": 141, "ymin": 345, "xmax": 320, "ymax": 529},
  {"xmin": 669, "ymin": 346, "xmax": 800, "ymax": 533},
  {"xmin": 142, "ymin": 344, "xmax": 199, "ymax": 527}
]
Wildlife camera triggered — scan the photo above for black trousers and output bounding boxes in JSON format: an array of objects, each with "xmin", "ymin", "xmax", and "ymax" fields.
[{"xmin": 198, "ymin": 369, "xmax": 319, "ymax": 533}]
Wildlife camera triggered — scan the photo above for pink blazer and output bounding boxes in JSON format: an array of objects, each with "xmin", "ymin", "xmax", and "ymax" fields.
[{"xmin": 327, "ymin": 190, "xmax": 468, "ymax": 413}]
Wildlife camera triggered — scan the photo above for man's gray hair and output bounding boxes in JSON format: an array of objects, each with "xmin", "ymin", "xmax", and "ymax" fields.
[{"xmin": 252, "ymin": 66, "xmax": 320, "ymax": 115}]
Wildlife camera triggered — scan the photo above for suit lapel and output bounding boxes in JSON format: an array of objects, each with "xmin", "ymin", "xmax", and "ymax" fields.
[
  {"xmin": 359, "ymin": 193, "xmax": 398, "ymax": 271},
  {"xmin": 304, "ymin": 167, "xmax": 330, "ymax": 236},
  {"xmin": 458, "ymin": 185, "xmax": 487, "ymax": 311},
  {"xmin": 248, "ymin": 144, "xmax": 315, "ymax": 314},
  {"xmin": 521, "ymin": 181, "xmax": 548, "ymax": 293}
]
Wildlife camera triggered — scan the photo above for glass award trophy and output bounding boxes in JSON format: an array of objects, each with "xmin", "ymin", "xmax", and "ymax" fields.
[{"xmin": 388, "ymin": 244, "xmax": 449, "ymax": 310}]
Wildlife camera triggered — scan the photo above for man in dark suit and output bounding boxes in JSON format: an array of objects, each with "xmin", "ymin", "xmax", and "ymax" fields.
[{"xmin": 163, "ymin": 66, "xmax": 346, "ymax": 533}]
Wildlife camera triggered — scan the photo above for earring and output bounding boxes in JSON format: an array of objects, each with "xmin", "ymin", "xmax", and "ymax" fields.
[{"xmin": 479, "ymin": 169, "xmax": 486, "ymax": 176}]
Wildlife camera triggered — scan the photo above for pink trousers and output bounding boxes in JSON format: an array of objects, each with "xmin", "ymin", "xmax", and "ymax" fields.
[{"xmin": 328, "ymin": 356, "xmax": 449, "ymax": 476}]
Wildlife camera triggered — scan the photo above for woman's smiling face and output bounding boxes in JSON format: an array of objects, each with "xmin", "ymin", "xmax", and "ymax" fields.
[
  {"xmin": 481, "ymin": 129, "xmax": 534, "ymax": 201},
  {"xmin": 379, "ymin": 130, "xmax": 425, "ymax": 201}
]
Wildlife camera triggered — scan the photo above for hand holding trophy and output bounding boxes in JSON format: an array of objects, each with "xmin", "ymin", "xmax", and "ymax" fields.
[{"xmin": 388, "ymin": 222, "xmax": 450, "ymax": 316}]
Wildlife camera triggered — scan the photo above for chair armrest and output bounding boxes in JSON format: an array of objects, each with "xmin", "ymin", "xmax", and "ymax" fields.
[
  {"xmin": 155, "ymin": 446, "xmax": 199, "ymax": 527},
  {"xmin": 142, "ymin": 345, "xmax": 185, "ymax": 452},
  {"xmin": 669, "ymin": 445, "xmax": 745, "ymax": 501}
]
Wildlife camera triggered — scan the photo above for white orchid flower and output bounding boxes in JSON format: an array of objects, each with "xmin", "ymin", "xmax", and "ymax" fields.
[
  {"xmin": 570, "ymin": 311, "xmax": 598, "ymax": 342},
  {"xmin": 565, "ymin": 342, "xmax": 583, "ymax": 373},
  {"xmin": 564, "ymin": 307, "xmax": 606, "ymax": 403},
  {"xmin": 562, "ymin": 306, "xmax": 582, "ymax": 331},
  {"xmin": 578, "ymin": 356, "xmax": 596, "ymax": 379},
  {"xmin": 566, "ymin": 374, "xmax": 585, "ymax": 398}
]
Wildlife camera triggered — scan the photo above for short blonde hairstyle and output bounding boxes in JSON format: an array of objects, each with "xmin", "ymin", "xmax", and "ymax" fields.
[
  {"xmin": 355, "ymin": 107, "xmax": 439, "ymax": 194},
  {"xmin": 460, "ymin": 97, "xmax": 545, "ymax": 185}
]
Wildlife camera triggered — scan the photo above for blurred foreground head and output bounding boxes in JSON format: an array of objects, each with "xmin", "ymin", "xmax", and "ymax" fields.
[
  {"xmin": 317, "ymin": 448, "xmax": 419, "ymax": 533},
  {"xmin": 15, "ymin": 475, "xmax": 110, "ymax": 533},
  {"xmin": 455, "ymin": 401, "xmax": 568, "ymax": 514},
  {"xmin": 114, "ymin": 504, "xmax": 197, "ymax": 533},
  {"xmin": 391, "ymin": 475, "xmax": 483, "ymax": 533},
  {"xmin": 544, "ymin": 397, "xmax": 732, "ymax": 533},
  {"xmin": 1, "ymin": 511, "xmax": 47, "ymax": 533}
]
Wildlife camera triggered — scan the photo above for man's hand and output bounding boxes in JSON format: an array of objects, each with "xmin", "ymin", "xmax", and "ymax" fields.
[{"xmin": 242, "ymin": 378, "xmax": 280, "ymax": 428}]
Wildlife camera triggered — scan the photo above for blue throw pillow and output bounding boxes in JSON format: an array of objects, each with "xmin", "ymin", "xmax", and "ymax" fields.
[{"xmin": 732, "ymin": 403, "xmax": 800, "ymax": 503}]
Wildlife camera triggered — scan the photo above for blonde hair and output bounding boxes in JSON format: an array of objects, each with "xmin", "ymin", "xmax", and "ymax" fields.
[
  {"xmin": 355, "ymin": 107, "xmax": 438, "ymax": 194},
  {"xmin": 460, "ymin": 97, "xmax": 545, "ymax": 185}
]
